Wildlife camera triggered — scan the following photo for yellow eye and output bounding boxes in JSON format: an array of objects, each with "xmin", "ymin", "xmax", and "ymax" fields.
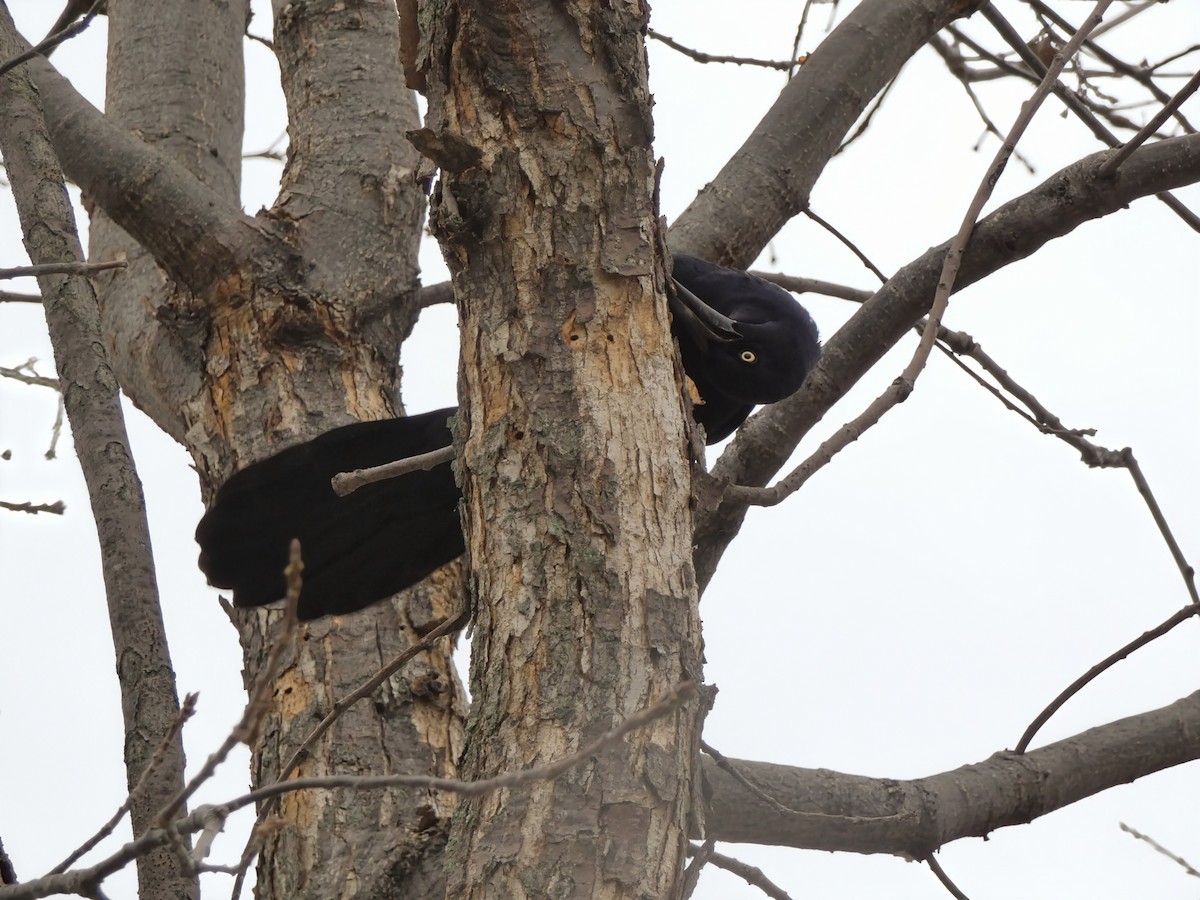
[{"xmin": 740, "ymin": 350, "xmax": 757, "ymax": 363}]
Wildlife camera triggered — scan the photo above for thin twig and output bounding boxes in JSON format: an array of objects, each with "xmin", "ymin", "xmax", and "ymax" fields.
[
  {"xmin": 925, "ymin": 327, "xmax": 1198, "ymax": 610},
  {"xmin": 1015, "ymin": 605, "xmax": 1200, "ymax": 753},
  {"xmin": 1120, "ymin": 822, "xmax": 1200, "ymax": 878},
  {"xmin": 242, "ymin": 130, "xmax": 286, "ymax": 162},
  {"xmin": 45, "ymin": 396, "xmax": 65, "ymax": 459},
  {"xmin": 9, "ymin": 683, "xmax": 696, "ymax": 900},
  {"xmin": 332, "ymin": 443, "xmax": 455, "ymax": 495},
  {"xmin": 156, "ymin": 541, "xmax": 304, "ymax": 825},
  {"xmin": 762, "ymin": 266, "xmax": 1197, "ymax": 617},
  {"xmin": 834, "ymin": 76, "xmax": 899, "ymax": 156},
  {"xmin": 1023, "ymin": 0, "xmax": 1196, "ymax": 133},
  {"xmin": 729, "ymin": 1, "xmax": 1112, "ymax": 509},
  {"xmin": 1148, "ymin": 43, "xmax": 1200, "ymax": 74},
  {"xmin": 49, "ymin": 695, "xmax": 199, "ymax": 876},
  {"xmin": 979, "ymin": 3, "xmax": 1200, "ymax": 232},
  {"xmin": 244, "ymin": 31, "xmax": 274, "ymax": 52},
  {"xmin": 228, "ymin": 681, "xmax": 695, "ymax": 811},
  {"xmin": 0, "ymin": 260, "xmax": 126, "ymax": 281},
  {"xmin": 648, "ymin": 29, "xmax": 794, "ymax": 71},
  {"xmin": 926, "ymin": 854, "xmax": 972, "ymax": 900},
  {"xmin": 1119, "ymin": 449, "xmax": 1200, "ymax": 606},
  {"xmin": 0, "ymin": 291, "xmax": 39, "ymax": 303},
  {"xmin": 929, "ymin": 34, "xmax": 1036, "ymax": 172},
  {"xmin": 802, "ymin": 208, "xmax": 888, "ymax": 282},
  {"xmin": 1100, "ymin": 68, "xmax": 1200, "ymax": 174},
  {"xmin": 0, "ymin": 499, "xmax": 65, "ymax": 515},
  {"xmin": 789, "ymin": 0, "xmax": 817, "ymax": 80},
  {"xmin": 680, "ymin": 837, "xmax": 715, "ymax": 900},
  {"xmin": 0, "ymin": 0, "xmax": 104, "ymax": 77},
  {"xmin": 750, "ymin": 271, "xmax": 872, "ymax": 304},
  {"xmin": 0, "ymin": 363, "xmax": 58, "ymax": 390},
  {"xmin": 285, "ymin": 609, "xmax": 466, "ymax": 785},
  {"xmin": 230, "ymin": 604, "xmax": 470, "ymax": 895},
  {"xmin": 688, "ymin": 845, "xmax": 795, "ymax": 900},
  {"xmin": 1087, "ymin": 1, "xmax": 1159, "ymax": 40}
]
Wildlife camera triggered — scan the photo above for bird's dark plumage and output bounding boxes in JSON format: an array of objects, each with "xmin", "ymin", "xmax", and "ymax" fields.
[
  {"xmin": 669, "ymin": 255, "xmax": 820, "ymax": 442},
  {"xmin": 197, "ymin": 256, "xmax": 819, "ymax": 619}
]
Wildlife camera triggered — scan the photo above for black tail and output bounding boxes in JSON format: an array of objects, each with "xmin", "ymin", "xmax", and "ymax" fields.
[{"xmin": 195, "ymin": 408, "xmax": 462, "ymax": 619}]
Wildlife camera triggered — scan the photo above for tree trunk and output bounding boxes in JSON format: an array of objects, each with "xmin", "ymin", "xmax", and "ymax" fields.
[
  {"xmin": 421, "ymin": 3, "xmax": 706, "ymax": 896},
  {"xmin": 32, "ymin": 1, "xmax": 471, "ymax": 894}
]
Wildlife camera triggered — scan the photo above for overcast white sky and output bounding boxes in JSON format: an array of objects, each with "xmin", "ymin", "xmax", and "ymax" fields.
[{"xmin": 2, "ymin": 1, "xmax": 1198, "ymax": 898}]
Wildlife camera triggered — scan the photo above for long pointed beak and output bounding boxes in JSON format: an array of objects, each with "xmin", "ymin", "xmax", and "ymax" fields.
[{"xmin": 669, "ymin": 278, "xmax": 742, "ymax": 344}]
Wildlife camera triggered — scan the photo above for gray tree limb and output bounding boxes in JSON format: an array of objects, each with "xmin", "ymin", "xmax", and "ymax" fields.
[
  {"xmin": 705, "ymin": 690, "xmax": 1200, "ymax": 854},
  {"xmin": 668, "ymin": 0, "xmax": 986, "ymax": 267},
  {"xmin": 695, "ymin": 132, "xmax": 1200, "ymax": 588},
  {"xmin": 0, "ymin": 7, "xmax": 195, "ymax": 897}
]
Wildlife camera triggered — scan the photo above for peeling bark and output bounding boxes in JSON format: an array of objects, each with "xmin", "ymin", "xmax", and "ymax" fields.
[
  {"xmin": 422, "ymin": 2, "xmax": 705, "ymax": 896},
  {"xmin": 29, "ymin": 2, "xmax": 469, "ymax": 896}
]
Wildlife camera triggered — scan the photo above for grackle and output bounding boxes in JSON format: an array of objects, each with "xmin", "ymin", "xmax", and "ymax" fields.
[{"xmin": 196, "ymin": 256, "xmax": 819, "ymax": 619}]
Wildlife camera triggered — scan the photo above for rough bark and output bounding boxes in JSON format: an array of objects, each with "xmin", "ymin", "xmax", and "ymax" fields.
[
  {"xmin": 0, "ymin": 9, "xmax": 195, "ymax": 897},
  {"xmin": 421, "ymin": 2, "xmax": 705, "ymax": 897},
  {"xmin": 89, "ymin": 0, "xmax": 251, "ymax": 438},
  {"xmin": 27, "ymin": 2, "xmax": 469, "ymax": 896},
  {"xmin": 704, "ymin": 689, "xmax": 1200, "ymax": 854}
]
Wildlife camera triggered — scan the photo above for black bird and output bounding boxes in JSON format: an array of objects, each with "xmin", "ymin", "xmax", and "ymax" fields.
[{"xmin": 196, "ymin": 256, "xmax": 819, "ymax": 619}]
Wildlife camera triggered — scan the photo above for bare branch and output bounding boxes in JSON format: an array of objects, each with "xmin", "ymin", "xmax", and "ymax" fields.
[
  {"xmin": 0, "ymin": 20, "xmax": 195, "ymax": 894},
  {"xmin": 671, "ymin": 0, "xmax": 985, "ymax": 266},
  {"xmin": 1100, "ymin": 68, "xmax": 1200, "ymax": 174},
  {"xmin": 689, "ymin": 845, "xmax": 795, "ymax": 900},
  {"xmin": 751, "ymin": 271, "xmax": 872, "ymax": 304},
  {"xmin": 157, "ymin": 542, "xmax": 303, "ymax": 826},
  {"xmin": 3, "ymin": 683, "xmax": 696, "ymax": 900},
  {"xmin": 0, "ymin": 363, "xmax": 58, "ymax": 389},
  {"xmin": 49, "ymin": 695, "xmax": 198, "ymax": 876},
  {"xmin": 1015, "ymin": 604, "xmax": 1200, "ymax": 753},
  {"xmin": 979, "ymin": 3, "xmax": 1200, "ymax": 231},
  {"xmin": 727, "ymin": 0, "xmax": 1112, "ymax": 509},
  {"xmin": 332, "ymin": 443, "xmax": 455, "ymax": 495},
  {"xmin": 802, "ymin": 208, "xmax": 887, "ymax": 282},
  {"xmin": 0, "ymin": 260, "xmax": 124, "ymax": 281},
  {"xmin": 1120, "ymin": 822, "xmax": 1200, "ymax": 878},
  {"xmin": 418, "ymin": 279, "xmax": 455, "ymax": 309},
  {"xmin": 696, "ymin": 130, "xmax": 1200, "ymax": 589},
  {"xmin": 1087, "ymin": 1, "xmax": 1160, "ymax": 40},
  {"xmin": 1024, "ymin": 0, "xmax": 1197, "ymax": 133},
  {"xmin": 648, "ymin": 29, "xmax": 795, "ymax": 71},
  {"xmin": 0, "ymin": 0, "xmax": 103, "ymax": 75},
  {"xmin": 704, "ymin": 690, "xmax": 1200, "ymax": 853},
  {"xmin": 21, "ymin": 52, "xmax": 278, "ymax": 294},
  {"xmin": 926, "ymin": 854, "xmax": 972, "ymax": 900},
  {"xmin": 244, "ymin": 30, "xmax": 273, "ymax": 52},
  {"xmin": 929, "ymin": 33, "xmax": 1038, "ymax": 172},
  {"xmin": 0, "ymin": 499, "xmax": 65, "ymax": 515},
  {"xmin": 680, "ymin": 837, "xmax": 715, "ymax": 899}
]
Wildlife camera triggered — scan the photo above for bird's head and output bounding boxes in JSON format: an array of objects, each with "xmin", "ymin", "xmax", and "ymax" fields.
[{"xmin": 669, "ymin": 255, "xmax": 821, "ymax": 407}]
